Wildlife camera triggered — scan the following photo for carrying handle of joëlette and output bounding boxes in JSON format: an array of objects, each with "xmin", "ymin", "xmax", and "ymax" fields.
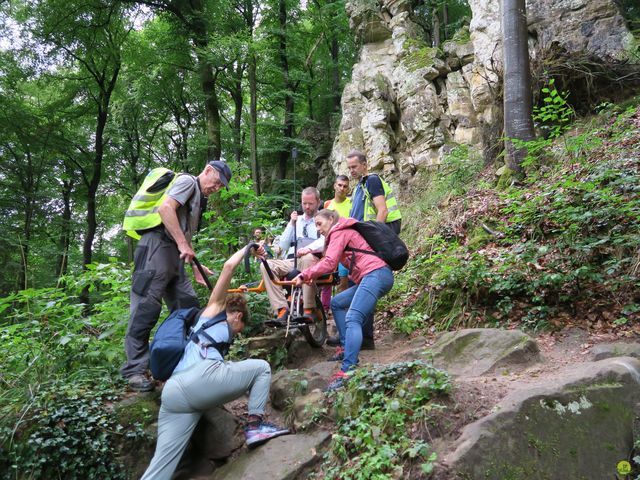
[
  {"xmin": 243, "ymin": 242, "xmax": 277, "ymax": 281},
  {"xmin": 191, "ymin": 257, "xmax": 213, "ymax": 291}
]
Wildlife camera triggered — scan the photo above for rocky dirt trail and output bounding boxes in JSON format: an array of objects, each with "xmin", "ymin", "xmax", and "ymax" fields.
[{"xmin": 131, "ymin": 322, "xmax": 639, "ymax": 480}]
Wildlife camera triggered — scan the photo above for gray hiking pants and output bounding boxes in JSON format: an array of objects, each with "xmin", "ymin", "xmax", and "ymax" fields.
[
  {"xmin": 120, "ymin": 230, "xmax": 199, "ymax": 378},
  {"xmin": 140, "ymin": 358, "xmax": 271, "ymax": 480}
]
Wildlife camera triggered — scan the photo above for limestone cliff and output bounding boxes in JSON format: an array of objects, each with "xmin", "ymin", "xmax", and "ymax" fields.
[{"xmin": 325, "ymin": 0, "xmax": 638, "ymax": 189}]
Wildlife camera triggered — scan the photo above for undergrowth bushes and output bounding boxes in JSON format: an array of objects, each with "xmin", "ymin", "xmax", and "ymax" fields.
[
  {"xmin": 0, "ymin": 262, "xmax": 145, "ymax": 479},
  {"xmin": 0, "ymin": 378, "xmax": 150, "ymax": 480},
  {"xmin": 392, "ymin": 101, "xmax": 640, "ymax": 334},
  {"xmin": 319, "ymin": 361, "xmax": 451, "ymax": 479}
]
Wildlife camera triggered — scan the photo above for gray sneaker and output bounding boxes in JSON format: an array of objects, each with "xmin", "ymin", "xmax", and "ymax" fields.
[{"xmin": 128, "ymin": 374, "xmax": 154, "ymax": 392}]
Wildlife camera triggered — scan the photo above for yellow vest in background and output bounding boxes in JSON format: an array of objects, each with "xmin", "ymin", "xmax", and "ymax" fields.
[
  {"xmin": 326, "ymin": 197, "xmax": 352, "ymax": 218},
  {"xmin": 363, "ymin": 175, "xmax": 402, "ymax": 223}
]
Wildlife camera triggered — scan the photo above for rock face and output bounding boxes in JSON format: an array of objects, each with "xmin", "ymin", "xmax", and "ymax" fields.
[
  {"xmin": 191, "ymin": 408, "xmax": 245, "ymax": 461},
  {"xmin": 325, "ymin": 0, "xmax": 637, "ymax": 189},
  {"xmin": 211, "ymin": 430, "xmax": 331, "ymax": 480},
  {"xmin": 428, "ymin": 328, "xmax": 540, "ymax": 376},
  {"xmin": 444, "ymin": 356, "xmax": 640, "ymax": 479}
]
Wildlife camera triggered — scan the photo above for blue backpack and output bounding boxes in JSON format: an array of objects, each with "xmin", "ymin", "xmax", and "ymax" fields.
[{"xmin": 149, "ymin": 307, "xmax": 230, "ymax": 381}]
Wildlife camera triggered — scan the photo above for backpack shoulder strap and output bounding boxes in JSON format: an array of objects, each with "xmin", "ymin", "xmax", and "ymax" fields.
[{"xmin": 344, "ymin": 224, "xmax": 380, "ymax": 257}]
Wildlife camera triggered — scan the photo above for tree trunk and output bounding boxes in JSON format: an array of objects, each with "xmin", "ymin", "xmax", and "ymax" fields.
[
  {"xmin": 248, "ymin": 51, "xmax": 260, "ymax": 195},
  {"xmin": 83, "ymin": 104, "xmax": 108, "ymax": 268},
  {"xmin": 432, "ymin": 6, "xmax": 441, "ymax": 47},
  {"xmin": 231, "ymin": 63, "xmax": 244, "ymax": 163},
  {"xmin": 442, "ymin": 4, "xmax": 448, "ymax": 41},
  {"xmin": 330, "ymin": 36, "xmax": 340, "ymax": 118},
  {"xmin": 56, "ymin": 177, "xmax": 73, "ymax": 279},
  {"xmin": 277, "ymin": 0, "xmax": 294, "ymax": 180},
  {"xmin": 18, "ymin": 152, "xmax": 37, "ymax": 290},
  {"xmin": 502, "ymin": 0, "xmax": 536, "ymax": 174},
  {"xmin": 188, "ymin": 0, "xmax": 222, "ymax": 161},
  {"xmin": 197, "ymin": 54, "xmax": 222, "ymax": 161}
]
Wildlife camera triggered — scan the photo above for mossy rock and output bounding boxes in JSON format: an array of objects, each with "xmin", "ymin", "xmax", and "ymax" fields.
[
  {"xmin": 114, "ymin": 392, "xmax": 160, "ymax": 429},
  {"xmin": 402, "ymin": 39, "xmax": 442, "ymax": 72},
  {"xmin": 452, "ymin": 25, "xmax": 471, "ymax": 44},
  {"xmin": 446, "ymin": 357, "xmax": 640, "ymax": 480},
  {"xmin": 496, "ymin": 164, "xmax": 519, "ymax": 190},
  {"xmin": 428, "ymin": 328, "xmax": 540, "ymax": 377}
]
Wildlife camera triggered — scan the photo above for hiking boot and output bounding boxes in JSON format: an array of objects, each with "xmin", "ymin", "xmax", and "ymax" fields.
[
  {"xmin": 328, "ymin": 346, "xmax": 344, "ymax": 362},
  {"xmin": 265, "ymin": 307, "xmax": 289, "ymax": 326},
  {"xmin": 325, "ymin": 370, "xmax": 348, "ymax": 392},
  {"xmin": 302, "ymin": 308, "xmax": 318, "ymax": 324},
  {"xmin": 326, "ymin": 335, "xmax": 340, "ymax": 347},
  {"xmin": 128, "ymin": 374, "xmax": 154, "ymax": 392},
  {"xmin": 361, "ymin": 337, "xmax": 375, "ymax": 350},
  {"xmin": 244, "ymin": 421, "xmax": 291, "ymax": 447}
]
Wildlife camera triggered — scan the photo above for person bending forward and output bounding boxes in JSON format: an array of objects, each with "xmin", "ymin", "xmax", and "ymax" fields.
[
  {"xmin": 293, "ymin": 209, "xmax": 394, "ymax": 390},
  {"xmin": 141, "ymin": 246, "xmax": 289, "ymax": 480}
]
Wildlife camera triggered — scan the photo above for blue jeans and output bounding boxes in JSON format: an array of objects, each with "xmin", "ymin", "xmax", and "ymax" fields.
[{"xmin": 331, "ymin": 267, "xmax": 394, "ymax": 372}]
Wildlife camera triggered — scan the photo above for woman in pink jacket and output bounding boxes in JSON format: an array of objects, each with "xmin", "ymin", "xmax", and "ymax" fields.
[{"xmin": 294, "ymin": 209, "xmax": 394, "ymax": 390}]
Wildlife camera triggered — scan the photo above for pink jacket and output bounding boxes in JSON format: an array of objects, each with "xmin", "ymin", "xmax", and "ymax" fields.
[{"xmin": 300, "ymin": 217, "xmax": 388, "ymax": 284}]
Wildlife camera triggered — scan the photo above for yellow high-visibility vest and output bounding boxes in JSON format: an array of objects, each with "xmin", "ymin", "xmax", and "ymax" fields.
[
  {"xmin": 326, "ymin": 197, "xmax": 352, "ymax": 218},
  {"xmin": 122, "ymin": 168, "xmax": 177, "ymax": 240},
  {"xmin": 363, "ymin": 175, "xmax": 402, "ymax": 223}
]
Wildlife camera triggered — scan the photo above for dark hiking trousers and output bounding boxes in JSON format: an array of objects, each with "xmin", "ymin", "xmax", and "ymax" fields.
[{"xmin": 120, "ymin": 230, "xmax": 200, "ymax": 379}]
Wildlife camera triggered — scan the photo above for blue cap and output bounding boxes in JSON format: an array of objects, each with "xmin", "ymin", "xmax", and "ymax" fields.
[{"xmin": 208, "ymin": 160, "xmax": 232, "ymax": 189}]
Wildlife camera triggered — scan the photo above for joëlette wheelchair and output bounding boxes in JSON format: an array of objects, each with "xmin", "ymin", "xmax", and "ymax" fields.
[{"xmin": 227, "ymin": 243, "xmax": 336, "ymax": 347}]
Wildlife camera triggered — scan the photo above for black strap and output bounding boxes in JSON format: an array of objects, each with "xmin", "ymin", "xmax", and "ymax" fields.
[
  {"xmin": 242, "ymin": 242, "xmax": 277, "ymax": 281},
  {"xmin": 192, "ymin": 257, "xmax": 213, "ymax": 291},
  {"xmin": 244, "ymin": 242, "xmax": 261, "ymax": 273},
  {"xmin": 197, "ymin": 331, "xmax": 232, "ymax": 358},
  {"xmin": 196, "ymin": 176, "xmax": 207, "ymax": 232},
  {"xmin": 345, "ymin": 245, "xmax": 381, "ymax": 258},
  {"xmin": 189, "ymin": 313, "xmax": 232, "ymax": 356}
]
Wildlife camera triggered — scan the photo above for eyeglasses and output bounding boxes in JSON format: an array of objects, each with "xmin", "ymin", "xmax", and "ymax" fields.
[{"xmin": 302, "ymin": 222, "xmax": 308, "ymax": 238}]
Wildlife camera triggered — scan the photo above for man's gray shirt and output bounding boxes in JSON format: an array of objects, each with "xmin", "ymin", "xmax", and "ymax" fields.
[{"xmin": 166, "ymin": 174, "xmax": 202, "ymax": 242}]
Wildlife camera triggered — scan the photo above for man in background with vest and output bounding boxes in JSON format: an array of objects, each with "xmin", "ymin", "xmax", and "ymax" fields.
[
  {"xmin": 347, "ymin": 150, "xmax": 402, "ymax": 233},
  {"xmin": 344, "ymin": 150, "xmax": 402, "ymax": 350},
  {"xmin": 324, "ymin": 174, "xmax": 352, "ymax": 218},
  {"xmin": 121, "ymin": 160, "xmax": 232, "ymax": 392}
]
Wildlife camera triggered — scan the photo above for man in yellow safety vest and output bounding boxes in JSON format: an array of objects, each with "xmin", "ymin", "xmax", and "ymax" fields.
[
  {"xmin": 121, "ymin": 160, "xmax": 232, "ymax": 392},
  {"xmin": 346, "ymin": 150, "xmax": 402, "ymax": 233}
]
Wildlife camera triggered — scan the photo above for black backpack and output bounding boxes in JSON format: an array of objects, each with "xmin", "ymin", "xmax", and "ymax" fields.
[{"xmin": 346, "ymin": 221, "xmax": 409, "ymax": 271}]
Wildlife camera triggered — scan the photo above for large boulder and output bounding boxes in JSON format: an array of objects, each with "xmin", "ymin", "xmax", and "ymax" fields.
[
  {"xmin": 270, "ymin": 368, "xmax": 327, "ymax": 410},
  {"xmin": 292, "ymin": 390, "xmax": 326, "ymax": 430},
  {"xmin": 211, "ymin": 430, "xmax": 332, "ymax": 480},
  {"xmin": 592, "ymin": 342, "xmax": 640, "ymax": 361},
  {"xmin": 191, "ymin": 407, "xmax": 245, "ymax": 460},
  {"xmin": 444, "ymin": 357, "xmax": 640, "ymax": 479},
  {"xmin": 428, "ymin": 328, "xmax": 540, "ymax": 377}
]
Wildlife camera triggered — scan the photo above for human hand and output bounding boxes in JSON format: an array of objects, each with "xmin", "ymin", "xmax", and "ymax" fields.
[
  {"xmin": 179, "ymin": 243, "xmax": 195, "ymax": 264},
  {"xmin": 193, "ymin": 264, "xmax": 210, "ymax": 286},
  {"xmin": 239, "ymin": 285, "xmax": 249, "ymax": 292},
  {"xmin": 290, "ymin": 211, "xmax": 298, "ymax": 224},
  {"xmin": 296, "ymin": 248, "xmax": 311, "ymax": 257},
  {"xmin": 293, "ymin": 274, "xmax": 304, "ymax": 287}
]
